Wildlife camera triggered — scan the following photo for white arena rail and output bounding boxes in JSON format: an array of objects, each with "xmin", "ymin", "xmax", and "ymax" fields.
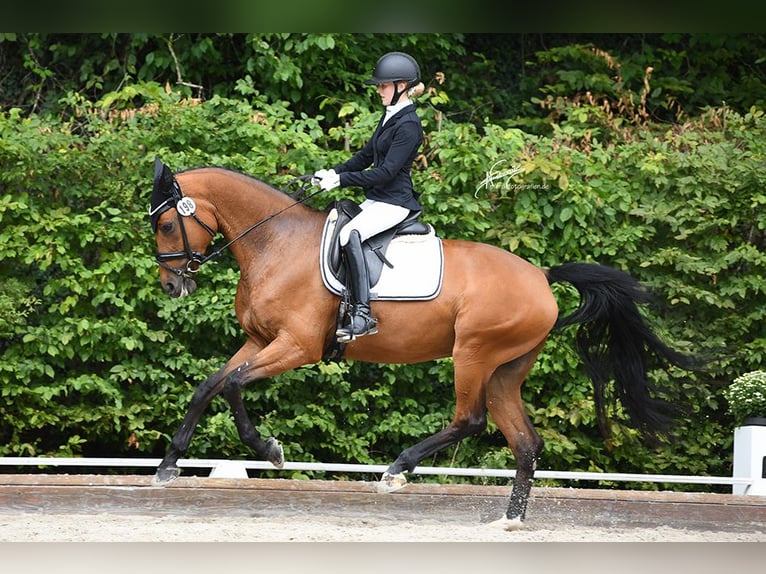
[{"xmin": 0, "ymin": 456, "xmax": 760, "ymax": 493}]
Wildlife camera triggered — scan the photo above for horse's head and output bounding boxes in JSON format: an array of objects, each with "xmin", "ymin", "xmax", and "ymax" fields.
[{"xmin": 149, "ymin": 157, "xmax": 217, "ymax": 298}]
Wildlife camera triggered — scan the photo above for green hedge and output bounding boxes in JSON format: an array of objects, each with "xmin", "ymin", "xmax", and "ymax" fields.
[{"xmin": 1, "ymin": 84, "xmax": 764, "ymax": 490}]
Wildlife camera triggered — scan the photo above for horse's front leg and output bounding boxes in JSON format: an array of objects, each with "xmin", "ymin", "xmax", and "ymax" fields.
[
  {"xmin": 152, "ymin": 368, "xmax": 227, "ymax": 485},
  {"xmin": 152, "ymin": 334, "xmax": 317, "ymax": 486},
  {"xmin": 221, "ymin": 369, "xmax": 284, "ymax": 469}
]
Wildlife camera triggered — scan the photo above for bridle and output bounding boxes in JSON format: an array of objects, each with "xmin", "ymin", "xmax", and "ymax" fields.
[
  {"xmin": 153, "ymin": 203, "xmax": 217, "ymax": 279},
  {"xmin": 152, "ymin": 173, "xmax": 320, "ymax": 279}
]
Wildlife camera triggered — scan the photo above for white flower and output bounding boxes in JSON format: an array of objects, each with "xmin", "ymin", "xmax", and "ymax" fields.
[{"xmin": 723, "ymin": 370, "xmax": 766, "ymax": 423}]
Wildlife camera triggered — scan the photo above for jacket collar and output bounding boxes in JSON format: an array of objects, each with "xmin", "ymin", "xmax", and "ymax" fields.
[
  {"xmin": 377, "ymin": 102, "xmax": 415, "ymax": 132},
  {"xmin": 383, "ymin": 100, "xmax": 413, "ymax": 124}
]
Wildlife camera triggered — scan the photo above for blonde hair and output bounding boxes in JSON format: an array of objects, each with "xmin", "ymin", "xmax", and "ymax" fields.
[{"xmin": 408, "ymin": 82, "xmax": 425, "ymax": 99}]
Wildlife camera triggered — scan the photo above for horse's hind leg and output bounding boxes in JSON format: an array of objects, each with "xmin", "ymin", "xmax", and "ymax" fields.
[
  {"xmin": 485, "ymin": 345, "xmax": 546, "ymax": 530},
  {"xmin": 378, "ymin": 362, "xmax": 490, "ymax": 493}
]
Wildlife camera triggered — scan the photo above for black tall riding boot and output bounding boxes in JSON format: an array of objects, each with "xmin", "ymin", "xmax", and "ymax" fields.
[{"xmin": 336, "ymin": 230, "xmax": 378, "ymax": 343}]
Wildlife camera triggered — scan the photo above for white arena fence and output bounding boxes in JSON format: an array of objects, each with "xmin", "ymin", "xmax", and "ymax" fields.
[{"xmin": 0, "ymin": 456, "xmax": 761, "ymax": 494}]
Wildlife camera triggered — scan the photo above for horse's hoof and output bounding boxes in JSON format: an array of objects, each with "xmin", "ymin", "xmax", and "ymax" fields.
[
  {"xmin": 377, "ymin": 471, "xmax": 407, "ymax": 493},
  {"xmin": 265, "ymin": 437, "xmax": 284, "ymax": 469},
  {"xmin": 488, "ymin": 516, "xmax": 525, "ymax": 531},
  {"xmin": 151, "ymin": 465, "xmax": 180, "ymax": 487}
]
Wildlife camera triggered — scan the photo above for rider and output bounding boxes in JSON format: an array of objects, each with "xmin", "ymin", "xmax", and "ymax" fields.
[{"xmin": 314, "ymin": 51, "xmax": 425, "ymax": 343}]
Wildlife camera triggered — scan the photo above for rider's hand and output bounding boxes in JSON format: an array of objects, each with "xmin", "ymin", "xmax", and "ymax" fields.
[
  {"xmin": 312, "ymin": 169, "xmax": 331, "ymax": 186},
  {"xmin": 314, "ymin": 169, "xmax": 340, "ymax": 191}
]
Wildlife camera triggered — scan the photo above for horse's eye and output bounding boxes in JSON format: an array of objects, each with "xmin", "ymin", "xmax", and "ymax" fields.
[{"xmin": 159, "ymin": 221, "xmax": 175, "ymax": 234}]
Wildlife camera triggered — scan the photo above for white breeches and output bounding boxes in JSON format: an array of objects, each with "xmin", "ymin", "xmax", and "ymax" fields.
[{"xmin": 338, "ymin": 199, "xmax": 411, "ymax": 246}]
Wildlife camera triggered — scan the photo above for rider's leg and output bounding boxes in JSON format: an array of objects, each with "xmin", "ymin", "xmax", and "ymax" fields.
[
  {"xmin": 338, "ymin": 199, "xmax": 410, "ymax": 246},
  {"xmin": 337, "ymin": 200, "xmax": 409, "ymax": 342},
  {"xmin": 336, "ymin": 229, "xmax": 377, "ymax": 342}
]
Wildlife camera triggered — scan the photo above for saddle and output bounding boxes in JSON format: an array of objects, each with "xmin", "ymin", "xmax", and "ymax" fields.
[
  {"xmin": 326, "ymin": 199, "xmax": 431, "ymax": 288},
  {"xmin": 319, "ymin": 199, "xmax": 443, "ymax": 361}
]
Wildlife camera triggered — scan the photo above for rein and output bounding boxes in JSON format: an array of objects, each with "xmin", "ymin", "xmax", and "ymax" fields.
[
  {"xmin": 201, "ymin": 175, "xmax": 323, "ymax": 264},
  {"xmin": 156, "ymin": 174, "xmax": 322, "ymax": 278}
]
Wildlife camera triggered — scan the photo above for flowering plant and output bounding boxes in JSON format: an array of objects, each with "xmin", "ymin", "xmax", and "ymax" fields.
[{"xmin": 723, "ymin": 370, "xmax": 766, "ymax": 424}]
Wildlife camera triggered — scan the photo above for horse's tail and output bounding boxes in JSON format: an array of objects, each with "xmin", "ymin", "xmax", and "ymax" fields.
[{"xmin": 545, "ymin": 262, "xmax": 701, "ymax": 441}]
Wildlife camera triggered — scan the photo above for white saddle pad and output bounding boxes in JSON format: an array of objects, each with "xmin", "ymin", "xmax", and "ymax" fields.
[{"xmin": 319, "ymin": 207, "xmax": 444, "ymax": 301}]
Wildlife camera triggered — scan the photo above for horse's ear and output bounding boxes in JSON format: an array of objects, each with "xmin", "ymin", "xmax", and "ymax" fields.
[
  {"xmin": 153, "ymin": 156, "xmax": 176, "ymax": 196},
  {"xmin": 153, "ymin": 156, "xmax": 165, "ymax": 187},
  {"xmin": 149, "ymin": 156, "xmax": 178, "ymax": 232}
]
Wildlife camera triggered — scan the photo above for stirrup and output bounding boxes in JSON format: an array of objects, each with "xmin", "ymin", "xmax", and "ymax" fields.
[{"xmin": 336, "ymin": 310, "xmax": 378, "ymax": 343}]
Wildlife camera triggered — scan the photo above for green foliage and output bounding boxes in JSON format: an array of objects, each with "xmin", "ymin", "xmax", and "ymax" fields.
[
  {"xmin": 5, "ymin": 34, "xmax": 765, "ymax": 128},
  {"xmin": 1, "ymin": 35, "xmax": 765, "ymax": 492},
  {"xmin": 0, "ymin": 33, "xmax": 468, "ymax": 125}
]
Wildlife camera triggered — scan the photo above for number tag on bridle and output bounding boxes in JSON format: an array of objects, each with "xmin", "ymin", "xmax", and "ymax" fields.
[{"xmin": 177, "ymin": 197, "xmax": 197, "ymax": 217}]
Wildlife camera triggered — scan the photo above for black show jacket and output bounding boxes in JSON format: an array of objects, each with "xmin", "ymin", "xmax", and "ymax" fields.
[{"xmin": 333, "ymin": 104, "xmax": 423, "ymax": 211}]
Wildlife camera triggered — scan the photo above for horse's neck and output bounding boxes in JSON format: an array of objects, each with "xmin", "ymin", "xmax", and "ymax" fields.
[{"xmin": 196, "ymin": 169, "xmax": 322, "ymax": 249}]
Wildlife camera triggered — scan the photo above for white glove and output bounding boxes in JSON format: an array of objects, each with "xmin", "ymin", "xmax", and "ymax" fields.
[
  {"xmin": 313, "ymin": 168, "xmax": 340, "ymax": 191},
  {"xmin": 312, "ymin": 169, "xmax": 329, "ymax": 185}
]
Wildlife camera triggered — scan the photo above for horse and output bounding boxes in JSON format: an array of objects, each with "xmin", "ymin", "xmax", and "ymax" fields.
[{"xmin": 148, "ymin": 157, "xmax": 699, "ymax": 530}]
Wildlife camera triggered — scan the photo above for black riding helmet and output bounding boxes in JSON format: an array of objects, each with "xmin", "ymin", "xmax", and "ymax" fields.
[{"xmin": 364, "ymin": 51, "xmax": 421, "ymax": 106}]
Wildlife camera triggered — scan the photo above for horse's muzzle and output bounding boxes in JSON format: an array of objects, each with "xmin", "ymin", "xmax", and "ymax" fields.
[{"xmin": 164, "ymin": 276, "xmax": 197, "ymax": 298}]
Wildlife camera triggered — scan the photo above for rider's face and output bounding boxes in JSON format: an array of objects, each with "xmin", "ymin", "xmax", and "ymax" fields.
[{"xmin": 376, "ymin": 81, "xmax": 405, "ymax": 106}]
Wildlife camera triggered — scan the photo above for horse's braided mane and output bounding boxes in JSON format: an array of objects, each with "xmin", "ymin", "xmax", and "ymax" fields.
[
  {"xmin": 175, "ymin": 165, "xmax": 271, "ymax": 187},
  {"xmin": 174, "ymin": 164, "xmax": 326, "ymax": 212}
]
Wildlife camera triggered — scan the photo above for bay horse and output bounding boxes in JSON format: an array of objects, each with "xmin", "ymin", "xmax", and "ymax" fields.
[{"xmin": 148, "ymin": 158, "xmax": 697, "ymax": 530}]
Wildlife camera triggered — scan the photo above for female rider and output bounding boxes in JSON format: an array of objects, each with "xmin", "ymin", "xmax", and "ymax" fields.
[{"xmin": 314, "ymin": 51, "xmax": 424, "ymax": 343}]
